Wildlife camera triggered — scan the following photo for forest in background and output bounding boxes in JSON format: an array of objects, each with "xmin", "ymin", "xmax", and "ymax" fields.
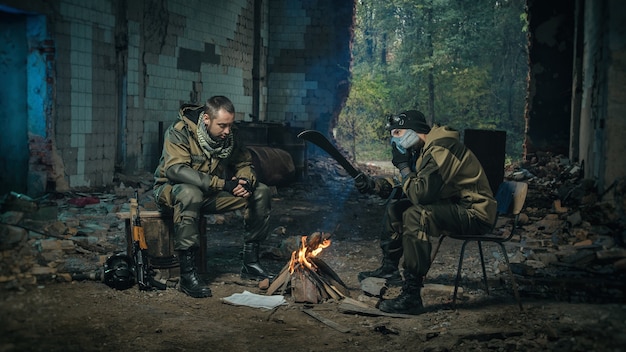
[{"xmin": 336, "ymin": 0, "xmax": 528, "ymax": 162}]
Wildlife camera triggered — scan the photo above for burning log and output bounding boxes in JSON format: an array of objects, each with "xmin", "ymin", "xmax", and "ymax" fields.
[{"xmin": 266, "ymin": 232, "xmax": 349, "ymax": 303}]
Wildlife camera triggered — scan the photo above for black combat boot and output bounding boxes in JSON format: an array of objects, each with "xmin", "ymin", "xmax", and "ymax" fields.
[
  {"xmin": 358, "ymin": 243, "xmax": 402, "ymax": 285},
  {"xmin": 177, "ymin": 249, "xmax": 212, "ymax": 298},
  {"xmin": 378, "ymin": 272, "xmax": 426, "ymax": 315},
  {"xmin": 241, "ymin": 242, "xmax": 274, "ymax": 280}
]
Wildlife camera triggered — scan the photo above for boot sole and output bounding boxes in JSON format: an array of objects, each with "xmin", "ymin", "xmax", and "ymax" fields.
[
  {"xmin": 180, "ymin": 287, "xmax": 212, "ymax": 298},
  {"xmin": 378, "ymin": 301, "xmax": 425, "ymax": 315},
  {"xmin": 379, "ymin": 305, "xmax": 426, "ymax": 315},
  {"xmin": 240, "ymin": 271, "xmax": 274, "ymax": 281}
]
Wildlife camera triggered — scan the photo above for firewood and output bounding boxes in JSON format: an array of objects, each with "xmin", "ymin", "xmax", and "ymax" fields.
[
  {"xmin": 310, "ymin": 268, "xmax": 347, "ymax": 299},
  {"xmin": 266, "ymin": 263, "xmax": 290, "ymax": 295},
  {"xmin": 292, "ymin": 270, "xmax": 320, "ymax": 303},
  {"xmin": 267, "ymin": 232, "xmax": 348, "ymax": 302},
  {"xmin": 326, "ymin": 278, "xmax": 349, "ymax": 298},
  {"xmin": 311, "ymin": 272, "xmax": 340, "ymax": 300},
  {"xmin": 305, "ymin": 269, "xmax": 331, "ymax": 301},
  {"xmin": 306, "ymin": 232, "xmax": 322, "ymax": 249},
  {"xmin": 310, "ymin": 257, "xmax": 347, "ymax": 288}
]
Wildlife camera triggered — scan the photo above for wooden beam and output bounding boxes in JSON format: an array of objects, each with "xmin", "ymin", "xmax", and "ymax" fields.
[{"xmin": 302, "ymin": 309, "xmax": 351, "ymax": 333}]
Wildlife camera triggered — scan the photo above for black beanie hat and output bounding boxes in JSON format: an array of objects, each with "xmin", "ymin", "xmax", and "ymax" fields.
[{"xmin": 385, "ymin": 110, "xmax": 431, "ymax": 133}]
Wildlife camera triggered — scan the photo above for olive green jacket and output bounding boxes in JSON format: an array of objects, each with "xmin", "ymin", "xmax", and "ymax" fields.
[
  {"xmin": 402, "ymin": 125, "xmax": 497, "ymax": 226},
  {"xmin": 153, "ymin": 104, "xmax": 256, "ymax": 194}
]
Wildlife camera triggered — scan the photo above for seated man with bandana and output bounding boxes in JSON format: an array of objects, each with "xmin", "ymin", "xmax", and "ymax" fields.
[
  {"xmin": 153, "ymin": 96, "xmax": 273, "ymax": 298},
  {"xmin": 354, "ymin": 110, "xmax": 496, "ymax": 314}
]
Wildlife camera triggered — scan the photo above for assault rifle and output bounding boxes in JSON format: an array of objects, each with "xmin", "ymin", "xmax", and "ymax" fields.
[{"xmin": 130, "ymin": 191, "xmax": 166, "ymax": 291}]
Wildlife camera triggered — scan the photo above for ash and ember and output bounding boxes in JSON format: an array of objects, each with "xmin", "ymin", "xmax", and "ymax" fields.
[{"xmin": 0, "ymin": 151, "xmax": 625, "ymax": 351}]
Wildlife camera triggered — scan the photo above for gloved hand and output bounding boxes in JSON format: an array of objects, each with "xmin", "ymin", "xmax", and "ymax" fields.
[
  {"xmin": 238, "ymin": 177, "xmax": 256, "ymax": 193},
  {"xmin": 354, "ymin": 173, "xmax": 376, "ymax": 194},
  {"xmin": 391, "ymin": 142, "xmax": 410, "ymax": 171},
  {"xmin": 223, "ymin": 179, "xmax": 240, "ymax": 194}
]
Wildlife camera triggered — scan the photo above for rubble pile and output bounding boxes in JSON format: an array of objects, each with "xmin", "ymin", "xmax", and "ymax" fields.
[
  {"xmin": 0, "ymin": 178, "xmax": 150, "ymax": 290},
  {"xmin": 501, "ymin": 152, "xmax": 626, "ymax": 301}
]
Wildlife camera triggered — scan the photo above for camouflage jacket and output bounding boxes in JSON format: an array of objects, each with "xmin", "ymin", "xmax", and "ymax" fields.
[
  {"xmin": 153, "ymin": 104, "xmax": 256, "ymax": 194},
  {"xmin": 401, "ymin": 125, "xmax": 497, "ymax": 226}
]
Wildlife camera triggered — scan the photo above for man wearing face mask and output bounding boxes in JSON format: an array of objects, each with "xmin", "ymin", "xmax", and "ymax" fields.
[
  {"xmin": 153, "ymin": 96, "xmax": 273, "ymax": 298},
  {"xmin": 354, "ymin": 110, "xmax": 496, "ymax": 314}
]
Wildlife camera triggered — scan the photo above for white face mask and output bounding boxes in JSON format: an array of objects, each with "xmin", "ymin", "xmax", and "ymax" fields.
[{"xmin": 390, "ymin": 129, "xmax": 421, "ymax": 154}]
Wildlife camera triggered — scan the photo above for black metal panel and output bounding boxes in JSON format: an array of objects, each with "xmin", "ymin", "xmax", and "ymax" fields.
[{"xmin": 464, "ymin": 129, "xmax": 506, "ymax": 195}]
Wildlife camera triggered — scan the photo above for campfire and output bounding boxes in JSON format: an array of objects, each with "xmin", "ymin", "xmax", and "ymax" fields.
[{"xmin": 266, "ymin": 232, "xmax": 349, "ymax": 303}]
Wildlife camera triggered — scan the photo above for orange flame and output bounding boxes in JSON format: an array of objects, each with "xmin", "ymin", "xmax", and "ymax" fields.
[{"xmin": 288, "ymin": 235, "xmax": 331, "ymax": 274}]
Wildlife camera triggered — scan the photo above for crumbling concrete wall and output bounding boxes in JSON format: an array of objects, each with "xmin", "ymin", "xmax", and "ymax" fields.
[
  {"xmin": 603, "ymin": 1, "xmax": 626, "ymax": 191},
  {"xmin": 526, "ymin": 0, "xmax": 626, "ymax": 194},
  {"xmin": 0, "ymin": 0, "xmax": 354, "ymax": 193},
  {"xmin": 579, "ymin": 0, "xmax": 626, "ymax": 191}
]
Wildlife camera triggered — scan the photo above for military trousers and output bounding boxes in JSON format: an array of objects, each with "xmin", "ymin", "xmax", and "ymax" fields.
[
  {"xmin": 154, "ymin": 182, "xmax": 271, "ymax": 251},
  {"xmin": 382, "ymin": 198, "xmax": 492, "ymax": 278}
]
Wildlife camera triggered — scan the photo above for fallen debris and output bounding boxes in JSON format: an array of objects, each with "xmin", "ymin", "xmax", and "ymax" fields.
[{"xmin": 302, "ymin": 308, "xmax": 351, "ymax": 333}]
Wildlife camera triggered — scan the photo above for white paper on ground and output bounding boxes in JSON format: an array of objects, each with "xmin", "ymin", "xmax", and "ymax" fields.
[{"xmin": 221, "ymin": 290, "xmax": 287, "ymax": 309}]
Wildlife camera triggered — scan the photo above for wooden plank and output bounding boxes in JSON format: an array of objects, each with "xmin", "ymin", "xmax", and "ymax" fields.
[
  {"xmin": 308, "ymin": 270, "xmax": 340, "ymax": 300},
  {"xmin": 302, "ymin": 309, "xmax": 351, "ymax": 333},
  {"xmin": 266, "ymin": 263, "xmax": 290, "ymax": 296},
  {"xmin": 292, "ymin": 271, "xmax": 320, "ymax": 303},
  {"xmin": 305, "ymin": 270, "xmax": 329, "ymax": 301},
  {"xmin": 327, "ymin": 277, "xmax": 349, "ymax": 297},
  {"xmin": 311, "ymin": 257, "xmax": 347, "ymax": 288}
]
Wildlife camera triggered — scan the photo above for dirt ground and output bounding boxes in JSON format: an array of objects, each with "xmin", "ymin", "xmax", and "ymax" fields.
[{"xmin": 1, "ymin": 158, "xmax": 626, "ymax": 352}]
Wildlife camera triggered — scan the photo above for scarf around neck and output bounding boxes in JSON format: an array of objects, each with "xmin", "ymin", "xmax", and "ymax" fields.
[{"xmin": 196, "ymin": 122, "xmax": 234, "ymax": 159}]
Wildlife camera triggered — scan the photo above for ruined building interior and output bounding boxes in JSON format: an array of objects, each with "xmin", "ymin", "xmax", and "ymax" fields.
[
  {"xmin": 0, "ymin": 0, "xmax": 623, "ymax": 197},
  {"xmin": 0, "ymin": 0, "xmax": 625, "ymax": 350}
]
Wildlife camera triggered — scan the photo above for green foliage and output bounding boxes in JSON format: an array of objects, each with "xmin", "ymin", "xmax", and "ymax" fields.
[
  {"xmin": 335, "ymin": 66, "xmax": 390, "ymax": 162},
  {"xmin": 339, "ymin": 0, "xmax": 528, "ymax": 161}
]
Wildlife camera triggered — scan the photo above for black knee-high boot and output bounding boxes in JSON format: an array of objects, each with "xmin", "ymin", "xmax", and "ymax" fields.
[
  {"xmin": 358, "ymin": 242, "xmax": 402, "ymax": 285},
  {"xmin": 378, "ymin": 271, "xmax": 425, "ymax": 315},
  {"xmin": 240, "ymin": 243, "xmax": 274, "ymax": 280},
  {"xmin": 178, "ymin": 248, "xmax": 212, "ymax": 298}
]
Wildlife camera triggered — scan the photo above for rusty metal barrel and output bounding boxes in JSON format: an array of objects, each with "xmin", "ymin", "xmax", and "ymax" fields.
[{"xmin": 247, "ymin": 146, "xmax": 296, "ymax": 186}]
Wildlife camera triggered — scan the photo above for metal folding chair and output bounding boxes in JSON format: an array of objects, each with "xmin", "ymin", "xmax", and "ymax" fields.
[{"xmin": 430, "ymin": 180, "xmax": 528, "ymax": 310}]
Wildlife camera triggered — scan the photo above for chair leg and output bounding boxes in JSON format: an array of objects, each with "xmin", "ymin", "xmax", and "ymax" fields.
[
  {"xmin": 430, "ymin": 235, "xmax": 446, "ymax": 265},
  {"xmin": 453, "ymin": 240, "xmax": 470, "ymax": 306},
  {"xmin": 497, "ymin": 242, "xmax": 523, "ymax": 310},
  {"xmin": 477, "ymin": 241, "xmax": 490, "ymax": 295}
]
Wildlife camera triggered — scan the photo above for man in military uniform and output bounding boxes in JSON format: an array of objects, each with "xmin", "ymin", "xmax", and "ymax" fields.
[
  {"xmin": 355, "ymin": 110, "xmax": 496, "ymax": 314},
  {"xmin": 154, "ymin": 96, "xmax": 273, "ymax": 298}
]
